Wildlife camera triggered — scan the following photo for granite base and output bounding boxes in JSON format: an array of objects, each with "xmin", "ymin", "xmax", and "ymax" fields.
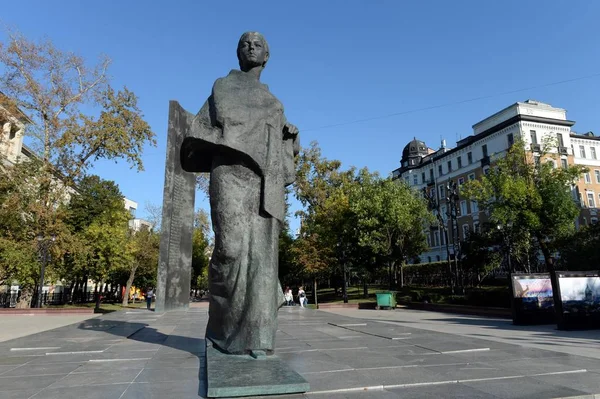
[{"xmin": 206, "ymin": 340, "xmax": 309, "ymax": 398}]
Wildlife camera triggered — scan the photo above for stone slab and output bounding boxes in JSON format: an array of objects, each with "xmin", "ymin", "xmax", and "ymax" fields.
[{"xmin": 206, "ymin": 340, "xmax": 309, "ymax": 398}]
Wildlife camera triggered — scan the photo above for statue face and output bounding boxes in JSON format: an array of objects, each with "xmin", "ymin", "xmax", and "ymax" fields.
[{"xmin": 238, "ymin": 33, "xmax": 269, "ymax": 71}]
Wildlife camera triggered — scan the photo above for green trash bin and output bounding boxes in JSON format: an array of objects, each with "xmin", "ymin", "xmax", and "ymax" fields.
[{"xmin": 375, "ymin": 292, "xmax": 397, "ymax": 310}]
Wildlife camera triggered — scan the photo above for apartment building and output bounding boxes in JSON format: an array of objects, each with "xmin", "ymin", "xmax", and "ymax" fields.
[{"xmin": 392, "ymin": 100, "xmax": 599, "ymax": 263}]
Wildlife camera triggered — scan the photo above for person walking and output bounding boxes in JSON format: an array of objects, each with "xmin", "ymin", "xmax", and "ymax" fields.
[
  {"xmin": 284, "ymin": 286, "xmax": 293, "ymax": 306},
  {"xmin": 298, "ymin": 286, "xmax": 307, "ymax": 308},
  {"xmin": 146, "ymin": 288, "xmax": 154, "ymax": 310}
]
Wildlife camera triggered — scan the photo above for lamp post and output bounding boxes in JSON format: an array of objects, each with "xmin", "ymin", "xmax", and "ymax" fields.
[
  {"xmin": 424, "ymin": 187, "xmax": 454, "ymax": 293},
  {"xmin": 36, "ymin": 234, "xmax": 56, "ymax": 308},
  {"xmin": 496, "ymin": 223, "xmax": 512, "ymax": 274},
  {"xmin": 446, "ymin": 181, "xmax": 461, "ymax": 293}
]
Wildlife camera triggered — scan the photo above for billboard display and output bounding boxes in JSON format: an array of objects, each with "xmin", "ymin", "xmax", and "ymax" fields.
[
  {"xmin": 554, "ymin": 271, "xmax": 600, "ymax": 330},
  {"xmin": 510, "ymin": 274, "xmax": 555, "ymax": 325}
]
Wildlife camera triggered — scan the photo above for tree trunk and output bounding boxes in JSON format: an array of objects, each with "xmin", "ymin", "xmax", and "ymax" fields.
[
  {"xmin": 122, "ymin": 265, "xmax": 138, "ymax": 306},
  {"xmin": 313, "ymin": 278, "xmax": 318, "ymax": 307},
  {"xmin": 536, "ymin": 236, "xmax": 555, "ymax": 273},
  {"xmin": 400, "ymin": 263, "xmax": 404, "ymax": 288}
]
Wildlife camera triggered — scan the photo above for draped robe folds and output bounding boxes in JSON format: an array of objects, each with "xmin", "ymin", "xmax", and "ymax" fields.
[{"xmin": 180, "ymin": 69, "xmax": 299, "ymax": 354}]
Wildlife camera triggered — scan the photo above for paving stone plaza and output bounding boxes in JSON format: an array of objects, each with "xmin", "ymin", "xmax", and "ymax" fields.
[{"xmin": 1, "ymin": 305, "xmax": 599, "ymax": 398}]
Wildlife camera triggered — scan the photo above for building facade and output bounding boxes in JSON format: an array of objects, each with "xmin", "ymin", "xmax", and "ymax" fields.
[{"xmin": 392, "ymin": 100, "xmax": 600, "ymax": 263}]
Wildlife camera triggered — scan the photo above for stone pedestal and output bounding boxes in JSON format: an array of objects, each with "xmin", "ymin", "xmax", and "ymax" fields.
[{"xmin": 206, "ymin": 340, "xmax": 309, "ymax": 398}]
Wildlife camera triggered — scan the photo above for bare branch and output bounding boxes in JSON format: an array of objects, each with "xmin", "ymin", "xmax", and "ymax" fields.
[{"xmin": 52, "ymin": 59, "xmax": 109, "ymax": 120}]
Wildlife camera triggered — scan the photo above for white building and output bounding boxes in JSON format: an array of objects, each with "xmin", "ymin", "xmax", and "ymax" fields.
[{"xmin": 392, "ymin": 100, "xmax": 593, "ymax": 264}]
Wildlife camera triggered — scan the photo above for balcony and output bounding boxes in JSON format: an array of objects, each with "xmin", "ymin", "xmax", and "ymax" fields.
[
  {"xmin": 480, "ymin": 156, "xmax": 490, "ymax": 167},
  {"xmin": 558, "ymin": 146, "xmax": 568, "ymax": 155},
  {"xmin": 531, "ymin": 144, "xmax": 542, "ymax": 152}
]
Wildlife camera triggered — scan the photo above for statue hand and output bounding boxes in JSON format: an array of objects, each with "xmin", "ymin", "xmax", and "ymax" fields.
[{"xmin": 283, "ymin": 123, "xmax": 299, "ymax": 139}]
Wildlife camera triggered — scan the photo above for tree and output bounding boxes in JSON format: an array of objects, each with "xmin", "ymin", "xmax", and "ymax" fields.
[
  {"xmin": 63, "ymin": 175, "xmax": 131, "ymax": 292},
  {"xmin": 349, "ymin": 171, "xmax": 433, "ymax": 289},
  {"xmin": 122, "ymin": 228, "xmax": 159, "ymax": 306},
  {"xmin": 557, "ymin": 222, "xmax": 600, "ymax": 271},
  {"xmin": 191, "ymin": 209, "xmax": 211, "ymax": 295},
  {"xmin": 461, "ymin": 139, "xmax": 585, "ymax": 272},
  {"xmin": 294, "ymin": 141, "xmax": 357, "ymax": 302},
  {"xmin": 0, "ymin": 30, "xmax": 155, "ymax": 305},
  {"xmin": 459, "ymin": 230, "xmax": 502, "ymax": 285}
]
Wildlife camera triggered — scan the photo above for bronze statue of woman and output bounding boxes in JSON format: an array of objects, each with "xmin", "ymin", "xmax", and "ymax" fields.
[{"xmin": 180, "ymin": 32, "xmax": 299, "ymax": 356}]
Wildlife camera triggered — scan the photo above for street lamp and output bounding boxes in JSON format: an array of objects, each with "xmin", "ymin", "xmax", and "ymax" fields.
[
  {"xmin": 446, "ymin": 181, "xmax": 461, "ymax": 293},
  {"xmin": 496, "ymin": 223, "xmax": 512, "ymax": 274},
  {"xmin": 423, "ymin": 187, "xmax": 454, "ymax": 293},
  {"xmin": 36, "ymin": 234, "xmax": 56, "ymax": 308}
]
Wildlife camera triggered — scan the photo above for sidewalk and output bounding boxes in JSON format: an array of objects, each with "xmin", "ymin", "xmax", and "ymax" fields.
[
  {"xmin": 321, "ymin": 306, "xmax": 600, "ymax": 360},
  {"xmin": 0, "ymin": 314, "xmax": 99, "ymax": 343},
  {"xmin": 0, "ymin": 306, "xmax": 599, "ymax": 398}
]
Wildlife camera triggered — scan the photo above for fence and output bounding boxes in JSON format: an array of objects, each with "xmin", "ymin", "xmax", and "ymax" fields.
[{"xmin": 1, "ymin": 291, "xmax": 124, "ymax": 308}]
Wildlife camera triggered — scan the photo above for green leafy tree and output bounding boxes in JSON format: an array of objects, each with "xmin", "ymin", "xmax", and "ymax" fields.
[
  {"xmin": 0, "ymin": 30, "xmax": 155, "ymax": 305},
  {"xmin": 121, "ymin": 228, "xmax": 159, "ymax": 306},
  {"xmin": 294, "ymin": 141, "xmax": 358, "ymax": 301},
  {"xmin": 349, "ymin": 171, "xmax": 433, "ymax": 289},
  {"xmin": 557, "ymin": 223, "xmax": 600, "ymax": 271},
  {"xmin": 462, "ymin": 139, "xmax": 585, "ymax": 272},
  {"xmin": 62, "ymin": 176, "xmax": 131, "ymax": 298},
  {"xmin": 191, "ymin": 209, "xmax": 211, "ymax": 295}
]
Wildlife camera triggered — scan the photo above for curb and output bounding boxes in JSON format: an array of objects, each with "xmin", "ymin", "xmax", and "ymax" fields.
[{"xmin": 0, "ymin": 308, "xmax": 95, "ymax": 315}]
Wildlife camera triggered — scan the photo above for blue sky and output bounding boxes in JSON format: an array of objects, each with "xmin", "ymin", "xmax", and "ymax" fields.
[{"xmin": 2, "ymin": 1, "xmax": 600, "ymax": 230}]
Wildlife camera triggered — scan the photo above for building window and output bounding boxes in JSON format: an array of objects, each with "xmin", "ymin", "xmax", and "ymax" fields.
[
  {"xmin": 557, "ymin": 133, "xmax": 564, "ymax": 147},
  {"xmin": 507, "ymin": 133, "xmax": 514, "ymax": 147},
  {"xmin": 441, "ymin": 205, "xmax": 448, "ymax": 221},
  {"xmin": 467, "ymin": 152, "xmax": 473, "ymax": 164},
  {"xmin": 473, "ymin": 222, "xmax": 480, "ymax": 233},
  {"xmin": 460, "ymin": 200, "xmax": 468, "ymax": 215},
  {"xmin": 468, "ymin": 173, "xmax": 475, "ymax": 181},
  {"xmin": 429, "ymin": 169, "xmax": 434, "ymax": 182},
  {"xmin": 458, "ymin": 177, "xmax": 465, "ymax": 186},
  {"xmin": 592, "ymin": 147, "xmax": 597, "ymax": 160},
  {"xmin": 483, "ymin": 167, "xmax": 490, "ymax": 175},
  {"xmin": 447, "ymin": 160, "xmax": 452, "ymax": 172},
  {"xmin": 530, "ymin": 130, "xmax": 537, "ymax": 144},
  {"xmin": 436, "ymin": 255, "xmax": 440, "ymax": 261},
  {"xmin": 421, "ymin": 172, "xmax": 426, "ymax": 183},
  {"xmin": 585, "ymin": 172, "xmax": 591, "ymax": 184},
  {"xmin": 441, "ymin": 230, "xmax": 446, "ymax": 245},
  {"xmin": 580, "ymin": 145, "xmax": 586, "ymax": 158},
  {"xmin": 438, "ymin": 164, "xmax": 443, "ymax": 176},
  {"xmin": 439, "ymin": 185, "xmax": 446, "ymax": 200},
  {"xmin": 471, "ymin": 201, "xmax": 479, "ymax": 213},
  {"xmin": 561, "ymin": 158, "xmax": 568, "ymax": 169},
  {"xmin": 405, "ymin": 176, "xmax": 409, "ymax": 184},
  {"xmin": 588, "ymin": 192, "xmax": 596, "ymax": 208},
  {"xmin": 413, "ymin": 175, "xmax": 418, "ymax": 185},
  {"xmin": 462, "ymin": 224, "xmax": 470, "ymax": 239},
  {"xmin": 427, "ymin": 256, "xmax": 432, "ymax": 263},
  {"xmin": 457, "ymin": 156, "xmax": 462, "ymax": 168},
  {"xmin": 482, "ymin": 145, "xmax": 488, "ymax": 158},
  {"xmin": 596, "ymin": 170, "xmax": 600, "ymax": 183},
  {"xmin": 434, "ymin": 231, "xmax": 440, "ymax": 247},
  {"xmin": 592, "ymin": 218, "xmax": 598, "ymax": 225}
]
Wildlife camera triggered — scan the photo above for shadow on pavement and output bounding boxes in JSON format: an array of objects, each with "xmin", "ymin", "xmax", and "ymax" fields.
[{"xmin": 77, "ymin": 318, "xmax": 207, "ymax": 398}]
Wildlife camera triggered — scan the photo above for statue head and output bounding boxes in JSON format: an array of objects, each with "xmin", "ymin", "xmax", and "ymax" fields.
[{"xmin": 237, "ymin": 32, "xmax": 270, "ymax": 72}]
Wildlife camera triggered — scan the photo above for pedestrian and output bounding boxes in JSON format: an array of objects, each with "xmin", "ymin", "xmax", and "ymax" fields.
[
  {"xmin": 284, "ymin": 286, "xmax": 293, "ymax": 306},
  {"xmin": 146, "ymin": 288, "xmax": 154, "ymax": 310},
  {"xmin": 298, "ymin": 286, "xmax": 307, "ymax": 308}
]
